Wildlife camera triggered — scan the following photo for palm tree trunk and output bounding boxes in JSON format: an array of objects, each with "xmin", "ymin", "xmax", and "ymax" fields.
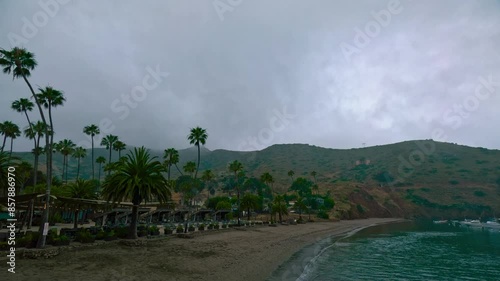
[
  {"xmin": 91, "ymin": 137, "xmax": 95, "ymax": 180},
  {"xmin": 108, "ymin": 146, "xmax": 112, "ymax": 175},
  {"xmin": 195, "ymin": 144, "xmax": 200, "ymax": 179},
  {"xmin": 167, "ymin": 164, "xmax": 171, "ymax": 181},
  {"xmin": 128, "ymin": 205, "xmax": 139, "ymax": 239},
  {"xmin": 247, "ymin": 207, "xmax": 251, "ymax": 221},
  {"xmin": 175, "ymin": 164, "xmax": 183, "ymax": 176},
  {"xmin": 22, "ymin": 74, "xmax": 51, "ymax": 249},
  {"xmin": 74, "ymin": 209, "xmax": 79, "ymax": 229},
  {"xmin": 1, "ymin": 135, "xmax": 6, "ymax": 152},
  {"xmin": 65, "ymin": 156, "xmax": 69, "ymax": 183},
  {"xmin": 8, "ymin": 137, "xmax": 14, "ymax": 163},
  {"xmin": 98, "ymin": 164, "xmax": 102, "ymax": 182},
  {"xmin": 76, "ymin": 158, "xmax": 80, "ymax": 180},
  {"xmin": 237, "ymin": 188, "xmax": 241, "ymax": 226},
  {"xmin": 33, "ymin": 153, "xmax": 39, "ymax": 187}
]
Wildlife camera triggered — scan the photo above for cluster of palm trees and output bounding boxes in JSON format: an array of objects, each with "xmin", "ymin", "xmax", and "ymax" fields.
[{"xmin": 1, "ymin": 47, "xmax": 333, "ymax": 245}]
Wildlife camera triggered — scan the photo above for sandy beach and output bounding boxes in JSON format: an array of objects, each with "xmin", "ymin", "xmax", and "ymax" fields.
[{"xmin": 4, "ymin": 218, "xmax": 405, "ymax": 281}]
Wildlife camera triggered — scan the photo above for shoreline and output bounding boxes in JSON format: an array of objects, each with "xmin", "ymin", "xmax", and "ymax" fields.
[
  {"xmin": 267, "ymin": 218, "xmax": 409, "ymax": 281},
  {"xmin": 4, "ymin": 218, "xmax": 406, "ymax": 281}
]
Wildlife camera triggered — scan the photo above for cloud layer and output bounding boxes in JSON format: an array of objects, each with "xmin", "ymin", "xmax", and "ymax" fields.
[{"xmin": 1, "ymin": 0, "xmax": 499, "ymax": 152}]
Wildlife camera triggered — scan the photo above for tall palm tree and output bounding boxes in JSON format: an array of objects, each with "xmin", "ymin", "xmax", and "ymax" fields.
[
  {"xmin": 260, "ymin": 172, "xmax": 274, "ymax": 193},
  {"xmin": 0, "ymin": 122, "xmax": 5, "ymax": 152},
  {"xmin": 0, "ymin": 47, "xmax": 53, "ymax": 248},
  {"xmin": 83, "ymin": 124, "xmax": 100, "ymax": 180},
  {"xmin": 96, "ymin": 156, "xmax": 106, "ymax": 182},
  {"xmin": 72, "ymin": 147, "xmax": 86, "ymax": 180},
  {"xmin": 201, "ymin": 169, "xmax": 215, "ymax": 200},
  {"xmin": 56, "ymin": 139, "xmax": 75, "ymax": 183},
  {"xmin": 11, "ymin": 98, "xmax": 34, "ymax": 142},
  {"xmin": 64, "ymin": 179, "xmax": 97, "ymax": 229},
  {"xmin": 310, "ymin": 171, "xmax": 318, "ymax": 195},
  {"xmin": 101, "ymin": 147, "xmax": 171, "ymax": 239},
  {"xmin": 113, "ymin": 140, "xmax": 126, "ymax": 158},
  {"xmin": 187, "ymin": 127, "xmax": 208, "ymax": 179},
  {"xmin": 228, "ymin": 160, "xmax": 244, "ymax": 226},
  {"xmin": 24, "ymin": 121, "xmax": 46, "ymax": 187},
  {"xmin": 100, "ymin": 134, "xmax": 118, "ymax": 166},
  {"xmin": 0, "ymin": 121, "xmax": 17, "ymax": 152},
  {"xmin": 287, "ymin": 170, "xmax": 295, "ymax": 182},
  {"xmin": 36, "ymin": 87, "xmax": 65, "ymax": 154},
  {"xmin": 2, "ymin": 121, "xmax": 21, "ymax": 162},
  {"xmin": 183, "ymin": 161, "xmax": 196, "ymax": 177},
  {"xmin": 163, "ymin": 148, "xmax": 182, "ymax": 180}
]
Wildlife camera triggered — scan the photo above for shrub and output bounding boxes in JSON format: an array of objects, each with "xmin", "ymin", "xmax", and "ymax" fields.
[
  {"xmin": 104, "ymin": 230, "xmax": 117, "ymax": 241},
  {"xmin": 148, "ymin": 225, "xmax": 160, "ymax": 235},
  {"xmin": 138, "ymin": 229, "xmax": 148, "ymax": 237},
  {"xmin": 176, "ymin": 225, "xmax": 184, "ymax": 233},
  {"xmin": 317, "ymin": 210, "xmax": 329, "ymax": 219},
  {"xmin": 114, "ymin": 226, "xmax": 128, "ymax": 239},
  {"xmin": 356, "ymin": 204, "xmax": 365, "ymax": 214},
  {"xmin": 47, "ymin": 228, "xmax": 58, "ymax": 244},
  {"xmin": 449, "ymin": 180, "xmax": 459, "ymax": 185},
  {"xmin": 95, "ymin": 230, "xmax": 107, "ymax": 240},
  {"xmin": 0, "ymin": 241, "xmax": 10, "ymax": 250},
  {"xmin": 213, "ymin": 223, "xmax": 220, "ymax": 229},
  {"xmin": 17, "ymin": 232, "xmax": 39, "ymax": 248},
  {"xmin": 207, "ymin": 224, "xmax": 214, "ymax": 230},
  {"xmin": 53, "ymin": 235, "xmax": 70, "ymax": 246},
  {"xmin": 474, "ymin": 190, "xmax": 486, "ymax": 197},
  {"xmin": 187, "ymin": 225, "xmax": 195, "ymax": 232},
  {"xmin": 199, "ymin": 224, "xmax": 205, "ymax": 231},
  {"xmin": 75, "ymin": 230, "xmax": 95, "ymax": 244}
]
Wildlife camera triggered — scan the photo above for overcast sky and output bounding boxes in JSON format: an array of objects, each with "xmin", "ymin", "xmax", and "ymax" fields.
[{"xmin": 1, "ymin": 0, "xmax": 499, "ymax": 152}]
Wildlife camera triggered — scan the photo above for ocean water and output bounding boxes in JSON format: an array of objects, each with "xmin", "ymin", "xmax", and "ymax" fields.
[{"xmin": 268, "ymin": 221, "xmax": 500, "ymax": 281}]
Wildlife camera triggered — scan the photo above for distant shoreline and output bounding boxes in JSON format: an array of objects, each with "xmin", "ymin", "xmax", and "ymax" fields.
[{"xmin": 4, "ymin": 218, "xmax": 405, "ymax": 281}]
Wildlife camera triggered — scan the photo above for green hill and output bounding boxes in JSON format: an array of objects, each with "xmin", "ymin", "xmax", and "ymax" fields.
[{"xmin": 12, "ymin": 140, "xmax": 500, "ymax": 219}]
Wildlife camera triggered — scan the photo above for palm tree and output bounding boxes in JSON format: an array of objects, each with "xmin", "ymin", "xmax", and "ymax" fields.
[
  {"xmin": 96, "ymin": 156, "xmax": 106, "ymax": 182},
  {"xmin": 0, "ymin": 123, "xmax": 4, "ymax": 152},
  {"xmin": 72, "ymin": 147, "xmax": 86, "ymax": 180},
  {"xmin": 163, "ymin": 148, "xmax": 182, "ymax": 180},
  {"xmin": 272, "ymin": 194, "xmax": 288, "ymax": 223},
  {"xmin": 260, "ymin": 172, "xmax": 274, "ymax": 193},
  {"xmin": 3, "ymin": 121, "xmax": 21, "ymax": 162},
  {"xmin": 83, "ymin": 124, "xmax": 100, "ymax": 180},
  {"xmin": 113, "ymin": 140, "xmax": 126, "ymax": 158},
  {"xmin": 64, "ymin": 179, "xmax": 98, "ymax": 229},
  {"xmin": 56, "ymin": 139, "xmax": 75, "ymax": 183},
  {"xmin": 11, "ymin": 98, "xmax": 34, "ymax": 143},
  {"xmin": 183, "ymin": 161, "xmax": 196, "ymax": 177},
  {"xmin": 24, "ymin": 121, "xmax": 46, "ymax": 187},
  {"xmin": 241, "ymin": 193, "xmax": 260, "ymax": 221},
  {"xmin": 0, "ymin": 47, "xmax": 54, "ymax": 248},
  {"xmin": 287, "ymin": 170, "xmax": 295, "ymax": 182},
  {"xmin": 293, "ymin": 196, "xmax": 307, "ymax": 220},
  {"xmin": 201, "ymin": 169, "xmax": 215, "ymax": 200},
  {"xmin": 100, "ymin": 134, "xmax": 118, "ymax": 166},
  {"xmin": 101, "ymin": 147, "xmax": 171, "ymax": 239},
  {"xmin": 187, "ymin": 127, "xmax": 208, "ymax": 179},
  {"xmin": 228, "ymin": 160, "xmax": 244, "ymax": 226}
]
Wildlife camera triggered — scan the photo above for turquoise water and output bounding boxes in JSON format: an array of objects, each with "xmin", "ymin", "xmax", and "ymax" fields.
[{"xmin": 268, "ymin": 221, "xmax": 500, "ymax": 281}]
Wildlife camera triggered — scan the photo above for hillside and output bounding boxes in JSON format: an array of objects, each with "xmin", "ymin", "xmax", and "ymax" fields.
[{"xmin": 12, "ymin": 140, "xmax": 500, "ymax": 219}]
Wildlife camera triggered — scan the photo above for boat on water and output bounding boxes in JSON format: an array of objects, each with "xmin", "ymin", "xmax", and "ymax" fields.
[
  {"xmin": 433, "ymin": 220, "xmax": 448, "ymax": 224},
  {"xmin": 459, "ymin": 219, "xmax": 482, "ymax": 227}
]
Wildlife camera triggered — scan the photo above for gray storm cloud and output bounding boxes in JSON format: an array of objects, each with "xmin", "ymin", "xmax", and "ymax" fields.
[{"xmin": 1, "ymin": 0, "xmax": 499, "ymax": 152}]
